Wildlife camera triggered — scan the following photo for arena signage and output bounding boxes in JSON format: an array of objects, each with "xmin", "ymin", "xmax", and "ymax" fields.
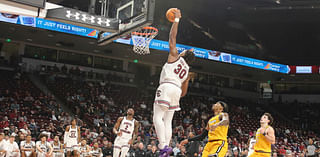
[
  {"xmin": 46, "ymin": 7, "xmax": 119, "ymax": 32},
  {"xmin": 0, "ymin": 13, "xmax": 98, "ymax": 38},
  {"xmin": 115, "ymin": 37, "xmax": 290, "ymax": 73}
]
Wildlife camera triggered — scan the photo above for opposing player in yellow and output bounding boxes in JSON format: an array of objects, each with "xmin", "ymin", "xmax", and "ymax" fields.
[
  {"xmin": 249, "ymin": 113, "xmax": 275, "ymax": 157},
  {"xmin": 180, "ymin": 101, "xmax": 229, "ymax": 157}
]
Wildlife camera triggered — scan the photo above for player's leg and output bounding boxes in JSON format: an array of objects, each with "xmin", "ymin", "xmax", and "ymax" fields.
[
  {"xmin": 113, "ymin": 137, "xmax": 122, "ymax": 157},
  {"xmin": 66, "ymin": 149, "xmax": 71, "ymax": 157},
  {"xmin": 120, "ymin": 145, "xmax": 130, "ymax": 157},
  {"xmin": 206, "ymin": 141, "xmax": 227, "ymax": 157},
  {"xmin": 13, "ymin": 152, "xmax": 20, "ymax": 157},
  {"xmin": 32, "ymin": 150, "xmax": 36, "ymax": 157},
  {"xmin": 25, "ymin": 151, "xmax": 33, "ymax": 157},
  {"xmin": 202, "ymin": 142, "xmax": 211, "ymax": 157},
  {"xmin": 73, "ymin": 149, "xmax": 80, "ymax": 157},
  {"xmin": 113, "ymin": 146, "xmax": 121, "ymax": 157},
  {"xmin": 21, "ymin": 151, "xmax": 26, "ymax": 157},
  {"xmin": 202, "ymin": 150, "xmax": 210, "ymax": 157},
  {"xmin": 216, "ymin": 141, "xmax": 228, "ymax": 157},
  {"xmin": 163, "ymin": 110, "xmax": 175, "ymax": 146},
  {"xmin": 153, "ymin": 104, "xmax": 167, "ymax": 149}
]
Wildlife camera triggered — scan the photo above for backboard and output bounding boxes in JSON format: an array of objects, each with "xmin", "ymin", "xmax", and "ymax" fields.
[{"xmin": 97, "ymin": 0, "xmax": 155, "ymax": 46}]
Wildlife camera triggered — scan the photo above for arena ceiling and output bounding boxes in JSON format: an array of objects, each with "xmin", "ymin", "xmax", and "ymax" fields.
[
  {"xmin": 2, "ymin": 0, "xmax": 320, "ymax": 82},
  {"xmin": 45, "ymin": 0, "xmax": 320, "ymax": 65},
  {"xmin": 153, "ymin": 0, "xmax": 320, "ymax": 65}
]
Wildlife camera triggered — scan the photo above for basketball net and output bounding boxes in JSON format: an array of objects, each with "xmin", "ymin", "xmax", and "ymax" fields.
[{"xmin": 131, "ymin": 27, "xmax": 158, "ymax": 55}]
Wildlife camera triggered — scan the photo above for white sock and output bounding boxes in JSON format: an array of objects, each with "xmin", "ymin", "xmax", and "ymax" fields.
[
  {"xmin": 164, "ymin": 110, "xmax": 175, "ymax": 146},
  {"xmin": 153, "ymin": 104, "xmax": 167, "ymax": 149}
]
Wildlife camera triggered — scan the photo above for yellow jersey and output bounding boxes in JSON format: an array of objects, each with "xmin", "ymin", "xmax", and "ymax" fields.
[
  {"xmin": 254, "ymin": 126, "xmax": 271, "ymax": 153},
  {"xmin": 208, "ymin": 113, "xmax": 228, "ymax": 141}
]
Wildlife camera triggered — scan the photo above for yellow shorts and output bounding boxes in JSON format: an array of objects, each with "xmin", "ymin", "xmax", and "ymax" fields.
[
  {"xmin": 249, "ymin": 151, "xmax": 271, "ymax": 157},
  {"xmin": 202, "ymin": 140, "xmax": 228, "ymax": 157}
]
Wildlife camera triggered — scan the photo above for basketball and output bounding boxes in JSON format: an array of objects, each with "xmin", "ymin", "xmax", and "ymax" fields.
[{"xmin": 166, "ymin": 8, "xmax": 178, "ymax": 22}]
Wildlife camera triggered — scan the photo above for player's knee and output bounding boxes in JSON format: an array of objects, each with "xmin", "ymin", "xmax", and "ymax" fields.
[{"xmin": 153, "ymin": 115, "xmax": 159, "ymax": 124}]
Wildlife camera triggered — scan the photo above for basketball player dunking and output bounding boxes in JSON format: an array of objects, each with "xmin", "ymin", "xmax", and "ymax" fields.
[
  {"xmin": 153, "ymin": 8, "xmax": 196, "ymax": 157},
  {"xmin": 249, "ymin": 113, "xmax": 275, "ymax": 157},
  {"xmin": 64, "ymin": 119, "xmax": 80, "ymax": 157},
  {"xmin": 113, "ymin": 108, "xmax": 139, "ymax": 157},
  {"xmin": 180, "ymin": 101, "xmax": 229, "ymax": 157}
]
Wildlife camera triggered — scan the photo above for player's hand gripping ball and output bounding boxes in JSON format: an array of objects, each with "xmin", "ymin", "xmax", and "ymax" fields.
[{"xmin": 166, "ymin": 8, "xmax": 181, "ymax": 22}]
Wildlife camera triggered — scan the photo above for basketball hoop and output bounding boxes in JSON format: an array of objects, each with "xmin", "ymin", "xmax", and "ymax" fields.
[{"xmin": 131, "ymin": 26, "xmax": 158, "ymax": 55}]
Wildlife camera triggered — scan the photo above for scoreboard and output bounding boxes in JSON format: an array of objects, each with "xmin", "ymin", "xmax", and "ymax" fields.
[{"xmin": 289, "ymin": 66, "xmax": 319, "ymax": 74}]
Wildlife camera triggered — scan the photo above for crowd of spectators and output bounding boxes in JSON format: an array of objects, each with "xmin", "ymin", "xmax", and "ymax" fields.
[{"xmin": 0, "ymin": 68, "xmax": 319, "ymax": 157}]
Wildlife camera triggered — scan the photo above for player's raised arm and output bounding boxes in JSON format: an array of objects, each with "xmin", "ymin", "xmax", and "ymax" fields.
[
  {"xmin": 113, "ymin": 117, "xmax": 124, "ymax": 136},
  {"xmin": 168, "ymin": 9, "xmax": 181, "ymax": 63}
]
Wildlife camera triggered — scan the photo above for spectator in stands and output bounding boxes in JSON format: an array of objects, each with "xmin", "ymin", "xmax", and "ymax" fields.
[
  {"xmin": 18, "ymin": 117, "xmax": 27, "ymax": 129},
  {"xmin": 102, "ymin": 141, "xmax": 112, "ymax": 157},
  {"xmin": 176, "ymin": 145, "xmax": 187, "ymax": 157},
  {"xmin": 272, "ymin": 152, "xmax": 277, "ymax": 157},
  {"xmin": 9, "ymin": 109, "xmax": 18, "ymax": 121},
  {"xmin": 135, "ymin": 142, "xmax": 146, "ymax": 157},
  {"xmin": 146, "ymin": 145, "xmax": 158, "ymax": 157},
  {"xmin": 51, "ymin": 111, "xmax": 58, "ymax": 121},
  {"xmin": 29, "ymin": 119, "xmax": 38, "ymax": 136},
  {"xmin": 172, "ymin": 142, "xmax": 181, "ymax": 156},
  {"xmin": 232, "ymin": 147, "xmax": 240, "ymax": 157},
  {"xmin": 141, "ymin": 117, "xmax": 151, "ymax": 128},
  {"xmin": 0, "ymin": 116, "xmax": 9, "ymax": 129},
  {"xmin": 300, "ymin": 142, "xmax": 305, "ymax": 153},
  {"xmin": 240, "ymin": 149, "xmax": 248, "ymax": 157},
  {"xmin": 286, "ymin": 149, "xmax": 292, "ymax": 157},
  {"xmin": 16, "ymin": 132, "xmax": 25, "ymax": 145},
  {"xmin": 93, "ymin": 116, "xmax": 100, "ymax": 127},
  {"xmin": 306, "ymin": 138, "xmax": 317, "ymax": 157},
  {"xmin": 5, "ymin": 134, "xmax": 20, "ymax": 157},
  {"xmin": 10, "ymin": 101, "xmax": 20, "ymax": 110},
  {"xmin": 185, "ymin": 132, "xmax": 200, "ymax": 157},
  {"xmin": 183, "ymin": 116, "xmax": 191, "ymax": 125},
  {"xmin": 9, "ymin": 124, "xmax": 17, "ymax": 135}
]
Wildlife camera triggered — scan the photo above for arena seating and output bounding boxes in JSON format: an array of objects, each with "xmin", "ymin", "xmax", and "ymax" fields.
[{"xmin": 0, "ymin": 68, "xmax": 319, "ymax": 157}]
